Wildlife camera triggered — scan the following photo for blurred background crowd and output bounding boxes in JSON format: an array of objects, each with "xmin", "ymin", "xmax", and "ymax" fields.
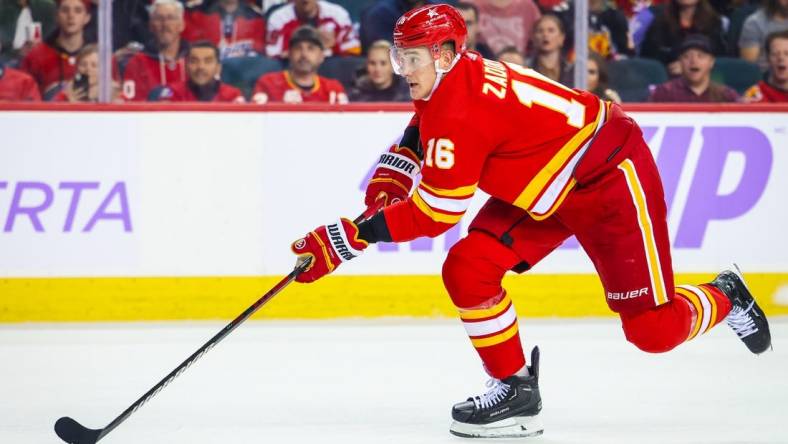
[{"xmin": 0, "ymin": 0, "xmax": 786, "ymax": 104}]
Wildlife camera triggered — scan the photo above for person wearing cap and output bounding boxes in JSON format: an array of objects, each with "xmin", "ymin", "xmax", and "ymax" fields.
[
  {"xmin": 649, "ymin": 34, "xmax": 738, "ymax": 103},
  {"xmin": 19, "ymin": 0, "xmax": 92, "ymax": 98},
  {"xmin": 265, "ymin": 0, "xmax": 359, "ymax": 58},
  {"xmin": 252, "ymin": 25, "xmax": 347, "ymax": 104}
]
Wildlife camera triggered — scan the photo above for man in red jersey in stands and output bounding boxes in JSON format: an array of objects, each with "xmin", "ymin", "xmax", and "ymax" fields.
[
  {"xmin": 252, "ymin": 25, "xmax": 346, "ymax": 104},
  {"xmin": 20, "ymin": 0, "xmax": 90, "ymax": 98},
  {"xmin": 744, "ymin": 30, "xmax": 788, "ymax": 103},
  {"xmin": 183, "ymin": 0, "xmax": 265, "ymax": 60},
  {"xmin": 287, "ymin": 4, "xmax": 772, "ymax": 439},
  {"xmin": 157, "ymin": 41, "xmax": 244, "ymax": 103}
]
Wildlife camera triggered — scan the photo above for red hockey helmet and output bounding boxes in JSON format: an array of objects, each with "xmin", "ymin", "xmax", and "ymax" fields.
[{"xmin": 391, "ymin": 4, "xmax": 467, "ymax": 74}]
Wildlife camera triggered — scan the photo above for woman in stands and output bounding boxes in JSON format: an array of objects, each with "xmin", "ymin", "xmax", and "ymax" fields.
[
  {"xmin": 640, "ymin": 0, "xmax": 728, "ymax": 76},
  {"xmin": 526, "ymin": 14, "xmax": 574, "ymax": 87},
  {"xmin": 587, "ymin": 51, "xmax": 622, "ymax": 103},
  {"xmin": 348, "ymin": 40, "xmax": 410, "ymax": 102}
]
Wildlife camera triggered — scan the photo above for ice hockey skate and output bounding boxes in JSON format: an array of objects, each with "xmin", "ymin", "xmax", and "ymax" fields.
[
  {"xmin": 711, "ymin": 265, "xmax": 772, "ymax": 354},
  {"xmin": 450, "ymin": 347, "xmax": 543, "ymax": 438}
]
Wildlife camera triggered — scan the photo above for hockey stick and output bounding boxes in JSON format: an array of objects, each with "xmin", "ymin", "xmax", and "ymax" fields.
[{"xmin": 55, "ymin": 211, "xmax": 374, "ymax": 444}]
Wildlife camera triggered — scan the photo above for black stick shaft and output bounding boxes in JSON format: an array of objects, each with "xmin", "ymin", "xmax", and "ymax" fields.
[
  {"xmin": 91, "ymin": 211, "xmax": 373, "ymax": 442},
  {"xmin": 97, "ymin": 261, "xmax": 309, "ymax": 440}
]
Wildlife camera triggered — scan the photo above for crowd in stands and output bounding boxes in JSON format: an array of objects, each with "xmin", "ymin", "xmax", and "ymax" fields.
[{"xmin": 0, "ymin": 0, "xmax": 787, "ymax": 103}]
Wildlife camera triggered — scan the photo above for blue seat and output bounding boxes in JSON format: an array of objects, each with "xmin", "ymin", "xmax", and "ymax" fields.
[
  {"xmin": 608, "ymin": 58, "xmax": 668, "ymax": 102},
  {"xmin": 712, "ymin": 57, "xmax": 763, "ymax": 95},
  {"xmin": 317, "ymin": 56, "xmax": 366, "ymax": 90},
  {"xmin": 221, "ymin": 56, "xmax": 284, "ymax": 99}
]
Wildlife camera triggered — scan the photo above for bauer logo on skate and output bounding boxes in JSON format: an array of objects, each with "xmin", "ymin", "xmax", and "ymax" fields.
[{"xmin": 0, "ymin": 181, "xmax": 132, "ymax": 233}]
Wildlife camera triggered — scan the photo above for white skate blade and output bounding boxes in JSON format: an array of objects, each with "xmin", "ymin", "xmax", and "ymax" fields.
[{"xmin": 449, "ymin": 414, "xmax": 544, "ymax": 439}]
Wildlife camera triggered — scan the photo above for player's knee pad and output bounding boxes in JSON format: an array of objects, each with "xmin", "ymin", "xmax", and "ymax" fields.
[
  {"xmin": 442, "ymin": 231, "xmax": 519, "ymax": 309},
  {"xmin": 619, "ymin": 301, "xmax": 690, "ymax": 353}
]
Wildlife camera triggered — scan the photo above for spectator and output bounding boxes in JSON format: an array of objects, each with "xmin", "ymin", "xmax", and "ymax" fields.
[
  {"xmin": 649, "ymin": 34, "xmax": 739, "ymax": 102},
  {"xmin": 587, "ymin": 51, "xmax": 622, "ymax": 103},
  {"xmin": 589, "ymin": 0, "xmax": 635, "ymax": 59},
  {"xmin": 641, "ymin": 0, "xmax": 728, "ymax": 76},
  {"xmin": 360, "ymin": 0, "xmax": 436, "ymax": 53},
  {"xmin": 183, "ymin": 0, "xmax": 265, "ymax": 60},
  {"xmin": 456, "ymin": 2, "xmax": 496, "ymax": 59},
  {"xmin": 122, "ymin": 0, "xmax": 187, "ymax": 101},
  {"xmin": 51, "ymin": 43, "xmax": 122, "ymax": 102},
  {"xmin": 253, "ymin": 25, "xmax": 348, "ymax": 103},
  {"xmin": 0, "ymin": 0, "xmax": 56, "ymax": 61},
  {"xmin": 348, "ymin": 40, "xmax": 410, "ymax": 102},
  {"xmin": 0, "ymin": 57, "xmax": 41, "ymax": 101},
  {"xmin": 527, "ymin": 14, "xmax": 574, "ymax": 86},
  {"xmin": 470, "ymin": 0, "xmax": 541, "ymax": 55},
  {"xmin": 158, "ymin": 41, "xmax": 245, "ymax": 102},
  {"xmin": 739, "ymin": 0, "xmax": 788, "ymax": 71},
  {"xmin": 266, "ymin": 0, "xmax": 360, "ymax": 58},
  {"xmin": 744, "ymin": 29, "xmax": 788, "ymax": 102},
  {"xmin": 20, "ymin": 0, "xmax": 91, "ymax": 98},
  {"xmin": 497, "ymin": 45, "xmax": 526, "ymax": 65}
]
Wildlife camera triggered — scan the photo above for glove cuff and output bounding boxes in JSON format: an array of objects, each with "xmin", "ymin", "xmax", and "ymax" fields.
[
  {"xmin": 327, "ymin": 219, "xmax": 367, "ymax": 263},
  {"xmin": 375, "ymin": 151, "xmax": 421, "ymax": 180}
]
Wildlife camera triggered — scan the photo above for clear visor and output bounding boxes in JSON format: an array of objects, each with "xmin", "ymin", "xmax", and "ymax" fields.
[{"xmin": 390, "ymin": 46, "xmax": 435, "ymax": 76}]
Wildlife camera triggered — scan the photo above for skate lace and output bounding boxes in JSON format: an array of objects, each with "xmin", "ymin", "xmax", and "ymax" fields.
[
  {"xmin": 472, "ymin": 379, "xmax": 511, "ymax": 410},
  {"xmin": 727, "ymin": 301, "xmax": 758, "ymax": 339}
]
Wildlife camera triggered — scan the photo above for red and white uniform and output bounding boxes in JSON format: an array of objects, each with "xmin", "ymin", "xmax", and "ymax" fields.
[
  {"xmin": 166, "ymin": 81, "xmax": 246, "ymax": 103},
  {"xmin": 183, "ymin": 3, "xmax": 265, "ymax": 59},
  {"xmin": 122, "ymin": 48, "xmax": 187, "ymax": 101},
  {"xmin": 251, "ymin": 70, "xmax": 347, "ymax": 104},
  {"xmin": 20, "ymin": 38, "xmax": 79, "ymax": 97},
  {"xmin": 265, "ymin": 1, "xmax": 360, "ymax": 58},
  {"xmin": 744, "ymin": 80, "xmax": 788, "ymax": 103},
  {"xmin": 381, "ymin": 52, "xmax": 732, "ymax": 378},
  {"xmin": 0, "ymin": 65, "xmax": 42, "ymax": 101}
]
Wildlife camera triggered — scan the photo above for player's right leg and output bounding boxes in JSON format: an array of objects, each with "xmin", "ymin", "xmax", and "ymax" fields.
[{"xmin": 442, "ymin": 197, "xmax": 571, "ymax": 438}]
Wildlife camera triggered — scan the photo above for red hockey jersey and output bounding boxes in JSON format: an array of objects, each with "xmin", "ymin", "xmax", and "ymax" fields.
[
  {"xmin": 251, "ymin": 70, "xmax": 347, "ymax": 104},
  {"xmin": 122, "ymin": 49, "xmax": 187, "ymax": 101},
  {"xmin": 383, "ymin": 52, "xmax": 608, "ymax": 241},
  {"xmin": 744, "ymin": 80, "xmax": 788, "ymax": 103},
  {"xmin": 20, "ymin": 39, "xmax": 79, "ymax": 97},
  {"xmin": 0, "ymin": 65, "xmax": 41, "ymax": 101},
  {"xmin": 265, "ymin": 1, "xmax": 360, "ymax": 58},
  {"xmin": 183, "ymin": 4, "xmax": 265, "ymax": 59},
  {"xmin": 166, "ymin": 81, "xmax": 245, "ymax": 102}
]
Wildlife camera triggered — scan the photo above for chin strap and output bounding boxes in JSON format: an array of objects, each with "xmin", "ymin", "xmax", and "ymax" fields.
[{"xmin": 420, "ymin": 52, "xmax": 463, "ymax": 102}]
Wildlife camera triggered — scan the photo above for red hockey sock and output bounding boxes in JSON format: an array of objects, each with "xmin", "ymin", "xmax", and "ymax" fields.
[{"xmin": 674, "ymin": 283, "xmax": 732, "ymax": 341}]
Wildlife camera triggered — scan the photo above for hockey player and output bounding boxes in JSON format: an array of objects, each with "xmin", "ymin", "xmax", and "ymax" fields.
[{"xmin": 289, "ymin": 4, "xmax": 772, "ymax": 439}]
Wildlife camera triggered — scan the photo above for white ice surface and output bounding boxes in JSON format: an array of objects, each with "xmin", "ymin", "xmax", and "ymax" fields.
[{"xmin": 1, "ymin": 319, "xmax": 786, "ymax": 444}]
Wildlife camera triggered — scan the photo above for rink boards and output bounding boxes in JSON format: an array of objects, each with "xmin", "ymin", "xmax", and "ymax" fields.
[{"xmin": 1, "ymin": 104, "xmax": 787, "ymax": 321}]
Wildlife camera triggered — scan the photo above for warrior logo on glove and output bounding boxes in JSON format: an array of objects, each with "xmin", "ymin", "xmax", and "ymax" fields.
[{"xmin": 291, "ymin": 219, "xmax": 368, "ymax": 283}]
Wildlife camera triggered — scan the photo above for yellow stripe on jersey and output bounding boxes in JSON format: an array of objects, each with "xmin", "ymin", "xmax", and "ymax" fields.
[
  {"xmin": 618, "ymin": 159, "xmax": 669, "ymax": 307},
  {"xmin": 458, "ymin": 292, "xmax": 512, "ymax": 320},
  {"xmin": 419, "ymin": 181, "xmax": 478, "ymax": 198},
  {"xmin": 529, "ymin": 177, "xmax": 577, "ymax": 221},
  {"xmin": 470, "ymin": 321, "xmax": 519, "ymax": 348},
  {"xmin": 513, "ymin": 104, "xmax": 603, "ymax": 213},
  {"xmin": 412, "ymin": 190, "xmax": 464, "ymax": 224},
  {"xmin": 676, "ymin": 287, "xmax": 704, "ymax": 340}
]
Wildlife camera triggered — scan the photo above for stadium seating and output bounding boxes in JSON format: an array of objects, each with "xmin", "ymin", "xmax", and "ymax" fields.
[
  {"xmin": 608, "ymin": 58, "xmax": 668, "ymax": 102},
  {"xmin": 221, "ymin": 56, "xmax": 284, "ymax": 98},
  {"xmin": 317, "ymin": 56, "xmax": 366, "ymax": 90},
  {"xmin": 712, "ymin": 57, "xmax": 763, "ymax": 94},
  {"xmin": 726, "ymin": 3, "xmax": 759, "ymax": 56}
]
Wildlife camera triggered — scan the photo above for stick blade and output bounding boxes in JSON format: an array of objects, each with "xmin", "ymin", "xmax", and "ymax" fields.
[{"xmin": 55, "ymin": 417, "xmax": 102, "ymax": 444}]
